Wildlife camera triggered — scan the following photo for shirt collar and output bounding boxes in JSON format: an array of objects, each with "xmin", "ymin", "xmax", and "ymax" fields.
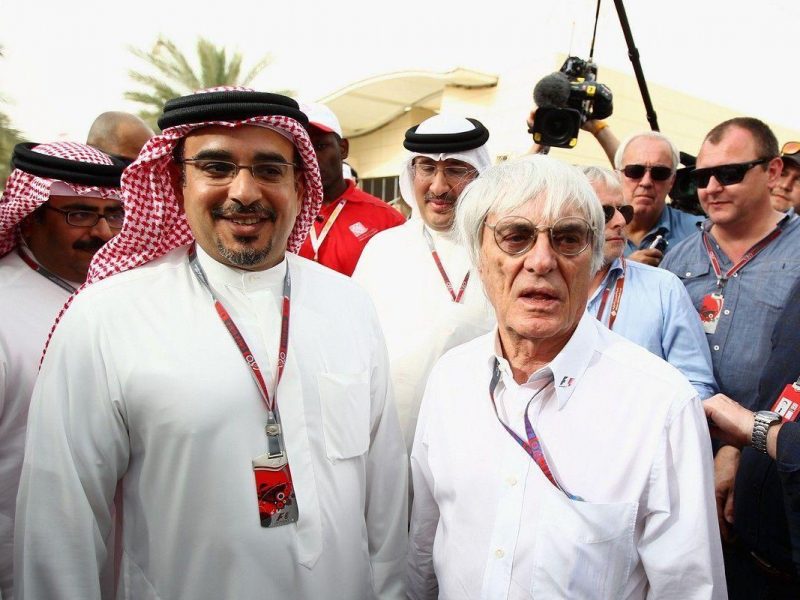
[
  {"xmin": 194, "ymin": 242, "xmax": 287, "ymax": 293},
  {"xmin": 486, "ymin": 311, "xmax": 598, "ymax": 410},
  {"xmin": 589, "ymin": 256, "xmax": 624, "ymax": 302}
]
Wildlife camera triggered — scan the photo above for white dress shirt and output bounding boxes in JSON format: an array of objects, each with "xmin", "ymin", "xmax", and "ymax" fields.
[
  {"xmin": 408, "ymin": 313, "xmax": 726, "ymax": 599},
  {"xmin": 0, "ymin": 250, "xmax": 71, "ymax": 600},
  {"xmin": 353, "ymin": 221, "xmax": 495, "ymax": 451},
  {"xmin": 14, "ymin": 245, "xmax": 408, "ymax": 600}
]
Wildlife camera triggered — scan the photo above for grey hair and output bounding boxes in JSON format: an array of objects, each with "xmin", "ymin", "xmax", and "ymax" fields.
[
  {"xmin": 614, "ymin": 131, "xmax": 680, "ymax": 170},
  {"xmin": 581, "ymin": 165, "xmax": 623, "ymax": 195},
  {"xmin": 455, "ymin": 154, "xmax": 605, "ymax": 275}
]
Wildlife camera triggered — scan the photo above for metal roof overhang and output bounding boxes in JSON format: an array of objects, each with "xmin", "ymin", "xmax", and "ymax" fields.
[{"xmin": 319, "ymin": 68, "xmax": 498, "ymax": 138}]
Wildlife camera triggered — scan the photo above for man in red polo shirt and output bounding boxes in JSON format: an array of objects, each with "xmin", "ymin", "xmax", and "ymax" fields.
[{"xmin": 298, "ymin": 103, "xmax": 405, "ymax": 276}]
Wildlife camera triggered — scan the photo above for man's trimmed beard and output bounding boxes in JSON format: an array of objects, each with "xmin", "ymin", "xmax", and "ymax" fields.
[{"xmin": 216, "ymin": 236, "xmax": 272, "ymax": 267}]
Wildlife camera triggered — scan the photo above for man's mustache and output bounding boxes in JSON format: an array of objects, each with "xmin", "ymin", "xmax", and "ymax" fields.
[
  {"xmin": 73, "ymin": 238, "xmax": 107, "ymax": 252},
  {"xmin": 211, "ymin": 204, "xmax": 277, "ymax": 221},
  {"xmin": 425, "ymin": 192, "xmax": 457, "ymax": 204}
]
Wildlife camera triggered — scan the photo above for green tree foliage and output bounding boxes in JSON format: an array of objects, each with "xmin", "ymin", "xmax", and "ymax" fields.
[
  {"xmin": 125, "ymin": 36, "xmax": 281, "ymax": 130},
  {"xmin": 1, "ymin": 46, "xmax": 25, "ymax": 190}
]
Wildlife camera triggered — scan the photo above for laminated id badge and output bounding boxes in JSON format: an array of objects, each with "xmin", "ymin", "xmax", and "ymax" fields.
[
  {"xmin": 253, "ymin": 452, "xmax": 299, "ymax": 528},
  {"xmin": 699, "ymin": 292, "xmax": 724, "ymax": 334},
  {"xmin": 770, "ymin": 382, "xmax": 800, "ymax": 423}
]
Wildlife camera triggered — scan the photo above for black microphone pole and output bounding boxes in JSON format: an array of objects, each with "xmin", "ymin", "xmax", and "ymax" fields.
[{"xmin": 612, "ymin": 0, "xmax": 660, "ymax": 132}]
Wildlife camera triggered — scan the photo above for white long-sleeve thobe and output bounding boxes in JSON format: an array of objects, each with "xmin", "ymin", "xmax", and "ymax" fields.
[
  {"xmin": 352, "ymin": 221, "xmax": 495, "ymax": 451},
  {"xmin": 0, "ymin": 251, "xmax": 71, "ymax": 600},
  {"xmin": 14, "ymin": 246, "xmax": 408, "ymax": 600},
  {"xmin": 407, "ymin": 314, "xmax": 726, "ymax": 599}
]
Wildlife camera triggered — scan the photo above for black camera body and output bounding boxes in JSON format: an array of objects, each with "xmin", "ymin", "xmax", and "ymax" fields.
[{"xmin": 530, "ymin": 57, "xmax": 613, "ymax": 149}]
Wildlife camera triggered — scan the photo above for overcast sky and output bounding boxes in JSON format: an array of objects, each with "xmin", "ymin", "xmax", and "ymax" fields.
[{"xmin": 1, "ymin": 0, "xmax": 797, "ymax": 141}]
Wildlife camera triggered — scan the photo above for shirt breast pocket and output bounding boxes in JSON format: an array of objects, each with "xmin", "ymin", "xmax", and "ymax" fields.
[
  {"xmin": 317, "ymin": 371, "xmax": 370, "ymax": 461},
  {"xmin": 532, "ymin": 490, "xmax": 638, "ymax": 599}
]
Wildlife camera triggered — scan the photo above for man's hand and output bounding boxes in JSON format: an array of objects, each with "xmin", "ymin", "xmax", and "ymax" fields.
[
  {"xmin": 627, "ymin": 248, "xmax": 664, "ymax": 267},
  {"xmin": 713, "ymin": 445, "xmax": 740, "ymax": 543},
  {"xmin": 703, "ymin": 394, "xmax": 755, "ymax": 448}
]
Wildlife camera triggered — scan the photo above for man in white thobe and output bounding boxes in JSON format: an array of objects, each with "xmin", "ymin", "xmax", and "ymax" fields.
[
  {"xmin": 353, "ymin": 115, "xmax": 495, "ymax": 451},
  {"xmin": 407, "ymin": 155, "xmax": 726, "ymax": 599},
  {"xmin": 14, "ymin": 89, "xmax": 407, "ymax": 600},
  {"xmin": 0, "ymin": 141, "xmax": 124, "ymax": 600}
]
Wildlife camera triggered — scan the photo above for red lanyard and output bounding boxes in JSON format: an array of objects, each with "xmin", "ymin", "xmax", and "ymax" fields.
[
  {"xmin": 422, "ymin": 227, "xmax": 470, "ymax": 303},
  {"xmin": 488, "ymin": 360, "xmax": 582, "ymax": 501},
  {"xmin": 17, "ymin": 246, "xmax": 77, "ymax": 293},
  {"xmin": 188, "ymin": 244, "xmax": 290, "ymax": 447},
  {"xmin": 702, "ymin": 227, "xmax": 782, "ymax": 290},
  {"xmin": 309, "ymin": 198, "xmax": 347, "ymax": 261},
  {"xmin": 595, "ymin": 257, "xmax": 626, "ymax": 330}
]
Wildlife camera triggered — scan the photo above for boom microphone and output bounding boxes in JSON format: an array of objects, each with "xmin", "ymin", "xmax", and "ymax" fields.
[{"xmin": 533, "ymin": 72, "xmax": 571, "ymax": 108}]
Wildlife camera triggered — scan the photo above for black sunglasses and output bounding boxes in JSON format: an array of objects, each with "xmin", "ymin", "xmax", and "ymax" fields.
[
  {"xmin": 620, "ymin": 164, "xmax": 673, "ymax": 181},
  {"xmin": 690, "ymin": 158, "xmax": 770, "ymax": 189},
  {"xmin": 602, "ymin": 204, "xmax": 634, "ymax": 224}
]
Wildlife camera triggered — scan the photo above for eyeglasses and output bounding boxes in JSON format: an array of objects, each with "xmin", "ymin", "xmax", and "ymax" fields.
[
  {"xmin": 412, "ymin": 162, "xmax": 476, "ymax": 184},
  {"xmin": 781, "ymin": 142, "xmax": 800, "ymax": 157},
  {"xmin": 619, "ymin": 164, "xmax": 674, "ymax": 181},
  {"xmin": 43, "ymin": 204, "xmax": 125, "ymax": 229},
  {"xmin": 689, "ymin": 158, "xmax": 769, "ymax": 189},
  {"xmin": 484, "ymin": 215, "xmax": 595, "ymax": 257},
  {"xmin": 602, "ymin": 204, "xmax": 634, "ymax": 224},
  {"xmin": 181, "ymin": 159, "xmax": 302, "ymax": 186}
]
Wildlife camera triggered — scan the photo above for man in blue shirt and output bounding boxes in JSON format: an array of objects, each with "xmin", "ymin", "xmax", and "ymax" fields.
[
  {"xmin": 661, "ymin": 117, "xmax": 800, "ymax": 598},
  {"xmin": 615, "ymin": 132, "xmax": 704, "ymax": 267},
  {"xmin": 583, "ymin": 166, "xmax": 716, "ymax": 399}
]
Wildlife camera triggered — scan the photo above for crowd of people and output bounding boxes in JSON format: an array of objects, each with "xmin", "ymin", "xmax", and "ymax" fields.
[{"xmin": 0, "ymin": 86, "xmax": 799, "ymax": 599}]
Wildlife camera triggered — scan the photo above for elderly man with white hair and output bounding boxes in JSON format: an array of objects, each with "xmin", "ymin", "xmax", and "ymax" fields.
[
  {"xmin": 582, "ymin": 165, "xmax": 717, "ymax": 399},
  {"xmin": 406, "ymin": 155, "xmax": 725, "ymax": 600}
]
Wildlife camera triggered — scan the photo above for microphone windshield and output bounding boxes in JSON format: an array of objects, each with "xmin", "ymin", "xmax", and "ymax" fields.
[{"xmin": 533, "ymin": 72, "xmax": 571, "ymax": 108}]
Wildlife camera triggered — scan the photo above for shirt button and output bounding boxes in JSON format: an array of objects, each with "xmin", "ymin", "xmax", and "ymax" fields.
[
  {"xmin": 733, "ymin": 273, "xmax": 738, "ymax": 278},
  {"xmin": 506, "ymin": 476, "xmax": 517, "ymax": 487},
  {"xmin": 685, "ymin": 272, "xmax": 692, "ymax": 277},
  {"xmin": 723, "ymin": 309, "xmax": 730, "ymax": 315},
  {"xmin": 495, "ymin": 548, "xmax": 505, "ymax": 558},
  {"xmin": 713, "ymin": 345, "xmax": 720, "ymax": 351}
]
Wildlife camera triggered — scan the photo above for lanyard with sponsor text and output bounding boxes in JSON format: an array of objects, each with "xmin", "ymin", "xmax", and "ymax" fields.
[
  {"xmin": 595, "ymin": 257, "xmax": 626, "ymax": 330},
  {"xmin": 309, "ymin": 198, "xmax": 347, "ymax": 261},
  {"xmin": 187, "ymin": 244, "xmax": 290, "ymax": 454},
  {"xmin": 422, "ymin": 226, "xmax": 470, "ymax": 303},
  {"xmin": 702, "ymin": 227, "xmax": 782, "ymax": 291},
  {"xmin": 488, "ymin": 360, "xmax": 582, "ymax": 500},
  {"xmin": 17, "ymin": 246, "xmax": 77, "ymax": 293}
]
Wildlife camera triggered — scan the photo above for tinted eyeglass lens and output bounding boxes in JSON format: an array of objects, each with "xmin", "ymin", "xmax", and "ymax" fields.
[
  {"xmin": 781, "ymin": 142, "xmax": 800, "ymax": 156},
  {"xmin": 691, "ymin": 161, "xmax": 763, "ymax": 188},
  {"xmin": 602, "ymin": 205, "xmax": 634, "ymax": 224},
  {"xmin": 550, "ymin": 218, "xmax": 593, "ymax": 255},
  {"xmin": 621, "ymin": 164, "xmax": 673, "ymax": 181},
  {"xmin": 493, "ymin": 217, "xmax": 536, "ymax": 255}
]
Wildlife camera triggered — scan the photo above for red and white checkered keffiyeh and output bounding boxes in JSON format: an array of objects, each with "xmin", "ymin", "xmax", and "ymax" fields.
[
  {"xmin": 84, "ymin": 86, "xmax": 323, "ymax": 286},
  {"xmin": 0, "ymin": 141, "xmax": 120, "ymax": 257}
]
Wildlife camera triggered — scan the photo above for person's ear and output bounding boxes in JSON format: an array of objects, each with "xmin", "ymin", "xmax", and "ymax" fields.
[
  {"xmin": 340, "ymin": 137, "xmax": 349, "ymax": 160},
  {"xmin": 167, "ymin": 161, "xmax": 185, "ymax": 211}
]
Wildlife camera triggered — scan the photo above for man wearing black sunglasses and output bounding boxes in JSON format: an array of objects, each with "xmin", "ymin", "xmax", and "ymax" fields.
[
  {"xmin": 662, "ymin": 117, "xmax": 800, "ymax": 598},
  {"xmin": 614, "ymin": 132, "xmax": 704, "ymax": 267}
]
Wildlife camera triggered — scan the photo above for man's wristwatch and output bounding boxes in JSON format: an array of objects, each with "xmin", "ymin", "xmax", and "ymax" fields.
[{"xmin": 752, "ymin": 411, "xmax": 781, "ymax": 454}]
